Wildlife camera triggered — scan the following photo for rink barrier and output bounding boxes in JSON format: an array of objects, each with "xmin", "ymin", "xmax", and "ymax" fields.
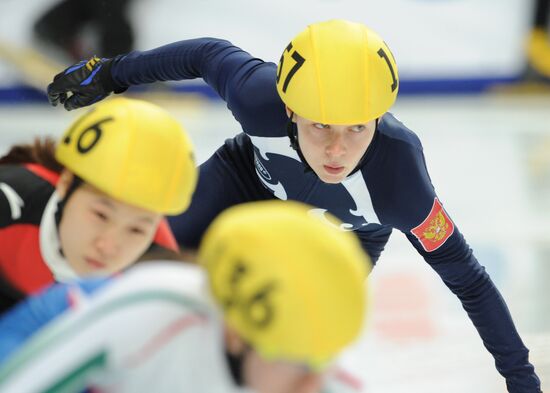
[{"xmin": 0, "ymin": 76, "xmax": 523, "ymax": 103}]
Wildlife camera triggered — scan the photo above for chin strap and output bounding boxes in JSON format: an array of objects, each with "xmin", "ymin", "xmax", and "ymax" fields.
[
  {"xmin": 286, "ymin": 116, "xmax": 314, "ymax": 174},
  {"xmin": 225, "ymin": 344, "xmax": 253, "ymax": 387},
  {"xmin": 286, "ymin": 113, "xmax": 380, "ymax": 178},
  {"xmin": 54, "ymin": 175, "xmax": 83, "ymax": 256}
]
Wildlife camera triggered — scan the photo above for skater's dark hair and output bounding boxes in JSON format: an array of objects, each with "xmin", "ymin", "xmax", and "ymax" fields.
[{"xmin": 0, "ymin": 137, "xmax": 63, "ymax": 173}]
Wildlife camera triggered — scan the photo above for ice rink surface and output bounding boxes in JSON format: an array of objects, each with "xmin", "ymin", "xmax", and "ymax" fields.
[{"xmin": 0, "ymin": 91, "xmax": 548, "ymax": 392}]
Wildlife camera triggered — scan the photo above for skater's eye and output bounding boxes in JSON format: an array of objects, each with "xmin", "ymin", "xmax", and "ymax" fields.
[
  {"xmin": 349, "ymin": 125, "xmax": 366, "ymax": 133},
  {"xmin": 128, "ymin": 226, "xmax": 146, "ymax": 236},
  {"xmin": 93, "ymin": 210, "xmax": 108, "ymax": 221}
]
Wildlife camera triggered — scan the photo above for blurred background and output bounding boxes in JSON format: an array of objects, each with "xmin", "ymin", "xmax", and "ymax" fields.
[{"xmin": 0, "ymin": 0, "xmax": 549, "ymax": 391}]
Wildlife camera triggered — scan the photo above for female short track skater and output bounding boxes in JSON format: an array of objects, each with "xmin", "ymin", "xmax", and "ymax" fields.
[{"xmin": 0, "ymin": 97, "xmax": 197, "ymax": 312}]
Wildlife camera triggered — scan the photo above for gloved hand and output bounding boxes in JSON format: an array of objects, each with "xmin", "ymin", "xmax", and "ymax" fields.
[{"xmin": 47, "ymin": 56, "xmax": 126, "ymax": 111}]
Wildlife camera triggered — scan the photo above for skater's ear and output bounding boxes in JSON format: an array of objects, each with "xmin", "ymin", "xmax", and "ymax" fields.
[
  {"xmin": 56, "ymin": 169, "xmax": 74, "ymax": 199},
  {"xmin": 285, "ymin": 106, "xmax": 296, "ymax": 121}
]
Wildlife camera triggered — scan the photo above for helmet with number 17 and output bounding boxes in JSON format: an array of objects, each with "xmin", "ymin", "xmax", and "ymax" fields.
[
  {"xmin": 199, "ymin": 200, "xmax": 370, "ymax": 370},
  {"xmin": 55, "ymin": 97, "xmax": 198, "ymax": 214},
  {"xmin": 276, "ymin": 19, "xmax": 399, "ymax": 125}
]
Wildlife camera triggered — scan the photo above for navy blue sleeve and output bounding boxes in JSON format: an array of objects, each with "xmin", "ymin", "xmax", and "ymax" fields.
[
  {"xmin": 406, "ymin": 232, "xmax": 540, "ymax": 392},
  {"xmin": 111, "ymin": 38, "xmax": 287, "ymax": 137},
  {"xmin": 376, "ymin": 136, "xmax": 540, "ymax": 392},
  {"xmin": 0, "ymin": 278, "xmax": 109, "ymax": 364}
]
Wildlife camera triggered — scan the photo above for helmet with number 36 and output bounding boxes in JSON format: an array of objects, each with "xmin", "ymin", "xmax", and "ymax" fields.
[
  {"xmin": 199, "ymin": 200, "xmax": 370, "ymax": 370},
  {"xmin": 55, "ymin": 97, "xmax": 197, "ymax": 214},
  {"xmin": 276, "ymin": 19, "xmax": 399, "ymax": 125}
]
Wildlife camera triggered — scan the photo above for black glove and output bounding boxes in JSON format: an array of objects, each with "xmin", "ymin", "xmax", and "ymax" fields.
[{"xmin": 47, "ymin": 56, "xmax": 127, "ymax": 111}]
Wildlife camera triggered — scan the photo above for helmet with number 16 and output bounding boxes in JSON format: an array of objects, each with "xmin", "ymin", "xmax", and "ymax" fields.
[{"xmin": 55, "ymin": 97, "xmax": 197, "ymax": 214}]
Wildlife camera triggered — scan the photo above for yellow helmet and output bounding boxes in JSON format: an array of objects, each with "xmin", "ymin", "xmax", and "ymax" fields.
[
  {"xmin": 55, "ymin": 97, "xmax": 197, "ymax": 214},
  {"xmin": 199, "ymin": 200, "xmax": 370, "ymax": 369},
  {"xmin": 276, "ymin": 19, "xmax": 399, "ymax": 125}
]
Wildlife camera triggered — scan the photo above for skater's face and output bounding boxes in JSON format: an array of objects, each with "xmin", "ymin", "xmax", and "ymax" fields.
[
  {"xmin": 225, "ymin": 328, "xmax": 326, "ymax": 393},
  {"xmin": 57, "ymin": 171, "xmax": 162, "ymax": 276},
  {"xmin": 288, "ymin": 109, "xmax": 377, "ymax": 184}
]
